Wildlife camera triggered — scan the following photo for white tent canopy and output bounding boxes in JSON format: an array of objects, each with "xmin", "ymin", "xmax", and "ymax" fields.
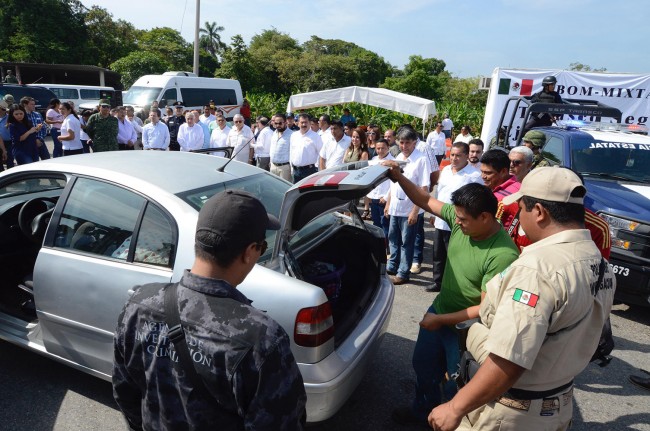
[{"xmin": 286, "ymin": 86, "xmax": 436, "ymax": 123}]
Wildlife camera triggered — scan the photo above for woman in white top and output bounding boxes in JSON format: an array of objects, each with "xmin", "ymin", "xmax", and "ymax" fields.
[
  {"xmin": 177, "ymin": 112, "xmax": 204, "ymax": 152},
  {"xmin": 46, "ymin": 98, "xmax": 64, "ymax": 158},
  {"xmin": 58, "ymin": 102, "xmax": 84, "ymax": 156}
]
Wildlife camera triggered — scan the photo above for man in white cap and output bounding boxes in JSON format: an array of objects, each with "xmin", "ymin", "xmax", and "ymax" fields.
[{"xmin": 427, "ymin": 167, "xmax": 615, "ymax": 431}]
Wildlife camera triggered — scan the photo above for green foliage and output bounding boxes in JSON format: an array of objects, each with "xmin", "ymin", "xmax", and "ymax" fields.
[
  {"xmin": 83, "ymin": 6, "xmax": 139, "ymax": 67},
  {"xmin": 199, "ymin": 21, "xmax": 226, "ymax": 59},
  {"xmin": 138, "ymin": 27, "xmax": 191, "ymax": 70},
  {"xmin": 0, "ymin": 0, "xmax": 89, "ymax": 64},
  {"xmin": 110, "ymin": 52, "xmax": 170, "ymax": 88},
  {"xmin": 381, "ymin": 55, "xmax": 447, "ymax": 100},
  {"xmin": 245, "ymin": 92, "xmax": 289, "ymax": 119},
  {"xmin": 216, "ymin": 35, "xmax": 259, "ymax": 93}
]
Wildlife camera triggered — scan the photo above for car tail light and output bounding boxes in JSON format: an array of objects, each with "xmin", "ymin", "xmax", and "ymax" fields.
[
  {"xmin": 294, "ymin": 303, "xmax": 334, "ymax": 347},
  {"xmin": 298, "ymin": 172, "xmax": 349, "ymax": 190}
]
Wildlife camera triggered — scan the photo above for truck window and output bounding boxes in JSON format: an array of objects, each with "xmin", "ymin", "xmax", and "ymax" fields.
[
  {"xmin": 51, "ymin": 88, "xmax": 79, "ymax": 100},
  {"xmin": 541, "ymin": 136, "xmax": 564, "ymax": 165},
  {"xmin": 79, "ymin": 89, "xmax": 101, "ymax": 100},
  {"xmin": 180, "ymin": 88, "xmax": 238, "ymax": 106},
  {"xmin": 161, "ymin": 88, "xmax": 177, "ymax": 107}
]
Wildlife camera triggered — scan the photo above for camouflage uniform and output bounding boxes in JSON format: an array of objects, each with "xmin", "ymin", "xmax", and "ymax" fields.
[
  {"xmin": 113, "ymin": 270, "xmax": 307, "ymax": 431},
  {"xmin": 532, "ymin": 153, "xmax": 550, "ymax": 169},
  {"xmin": 86, "ymin": 113, "xmax": 119, "ymax": 152}
]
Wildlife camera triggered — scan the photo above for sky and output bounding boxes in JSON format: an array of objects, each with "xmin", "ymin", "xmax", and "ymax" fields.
[{"xmin": 79, "ymin": 0, "xmax": 648, "ymax": 79}]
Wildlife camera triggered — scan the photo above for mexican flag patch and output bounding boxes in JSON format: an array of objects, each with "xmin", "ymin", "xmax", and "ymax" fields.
[{"xmin": 513, "ymin": 289, "xmax": 539, "ymax": 307}]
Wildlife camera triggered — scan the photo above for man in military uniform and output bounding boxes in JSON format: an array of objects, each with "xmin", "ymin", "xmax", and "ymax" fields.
[
  {"xmin": 523, "ymin": 75, "xmax": 563, "ymax": 133},
  {"xmin": 428, "ymin": 167, "xmax": 615, "ymax": 431},
  {"xmin": 113, "ymin": 190, "xmax": 307, "ymax": 430},
  {"xmin": 85, "ymin": 99, "xmax": 119, "ymax": 152},
  {"xmin": 522, "ymin": 130, "xmax": 549, "ymax": 169},
  {"xmin": 166, "ymin": 101, "xmax": 186, "ymax": 151}
]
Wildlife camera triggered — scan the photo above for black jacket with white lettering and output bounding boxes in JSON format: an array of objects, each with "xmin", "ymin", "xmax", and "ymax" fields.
[{"xmin": 112, "ymin": 270, "xmax": 307, "ymax": 431}]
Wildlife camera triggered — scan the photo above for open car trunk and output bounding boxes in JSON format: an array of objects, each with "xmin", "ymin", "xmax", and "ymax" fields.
[{"xmin": 295, "ymin": 223, "xmax": 385, "ymax": 346}]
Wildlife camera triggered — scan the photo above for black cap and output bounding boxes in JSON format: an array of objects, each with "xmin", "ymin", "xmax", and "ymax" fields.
[
  {"xmin": 173, "ymin": 101, "xmax": 184, "ymax": 108},
  {"xmin": 195, "ymin": 190, "xmax": 280, "ymax": 252}
]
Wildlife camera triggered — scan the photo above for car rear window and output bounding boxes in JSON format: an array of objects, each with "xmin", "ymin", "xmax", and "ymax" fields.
[{"xmin": 177, "ymin": 173, "xmax": 290, "ymax": 262}]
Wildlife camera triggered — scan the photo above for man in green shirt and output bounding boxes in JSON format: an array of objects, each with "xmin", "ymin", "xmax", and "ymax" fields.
[
  {"xmin": 384, "ymin": 162, "xmax": 519, "ymax": 427},
  {"xmin": 85, "ymin": 99, "xmax": 118, "ymax": 152}
]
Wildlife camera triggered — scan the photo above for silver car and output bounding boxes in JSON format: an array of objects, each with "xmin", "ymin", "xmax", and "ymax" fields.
[{"xmin": 0, "ymin": 152, "xmax": 394, "ymax": 423}]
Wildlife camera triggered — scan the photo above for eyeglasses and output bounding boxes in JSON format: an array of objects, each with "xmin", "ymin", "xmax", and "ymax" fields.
[
  {"xmin": 256, "ymin": 240, "xmax": 268, "ymax": 255},
  {"xmin": 510, "ymin": 160, "xmax": 524, "ymax": 166},
  {"xmin": 100, "ymin": 104, "xmax": 110, "ymax": 108}
]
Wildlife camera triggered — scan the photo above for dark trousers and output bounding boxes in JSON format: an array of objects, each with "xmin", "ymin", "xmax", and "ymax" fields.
[
  {"xmin": 169, "ymin": 141, "xmax": 180, "ymax": 151},
  {"xmin": 118, "ymin": 143, "xmax": 134, "ymax": 151},
  {"xmin": 3, "ymin": 140, "xmax": 14, "ymax": 168},
  {"xmin": 431, "ymin": 228, "xmax": 451, "ymax": 286},
  {"xmin": 63, "ymin": 148, "xmax": 84, "ymax": 156},
  {"xmin": 292, "ymin": 165, "xmax": 317, "ymax": 183},
  {"xmin": 81, "ymin": 140, "xmax": 90, "ymax": 153},
  {"xmin": 51, "ymin": 128, "xmax": 63, "ymax": 158},
  {"xmin": 413, "ymin": 213, "xmax": 426, "ymax": 265},
  {"xmin": 37, "ymin": 140, "xmax": 50, "ymax": 160}
]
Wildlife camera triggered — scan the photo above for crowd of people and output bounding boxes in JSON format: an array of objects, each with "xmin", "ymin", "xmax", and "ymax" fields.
[{"xmin": 0, "ymin": 89, "xmax": 623, "ymax": 429}]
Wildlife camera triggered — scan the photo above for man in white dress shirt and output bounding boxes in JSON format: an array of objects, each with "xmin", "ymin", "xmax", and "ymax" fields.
[
  {"xmin": 270, "ymin": 113, "xmax": 293, "ymax": 182},
  {"xmin": 290, "ymin": 113, "xmax": 323, "ymax": 183},
  {"xmin": 199, "ymin": 104, "xmax": 216, "ymax": 126},
  {"xmin": 142, "ymin": 109, "xmax": 170, "ymax": 150},
  {"xmin": 227, "ymin": 114, "xmax": 255, "ymax": 164},
  {"xmin": 177, "ymin": 112, "xmax": 204, "ymax": 152},
  {"xmin": 209, "ymin": 114, "xmax": 231, "ymax": 156},
  {"xmin": 318, "ymin": 121, "xmax": 350, "ymax": 170},
  {"xmin": 426, "ymin": 122, "xmax": 447, "ymax": 165},
  {"xmin": 252, "ymin": 116, "xmax": 273, "ymax": 171}
]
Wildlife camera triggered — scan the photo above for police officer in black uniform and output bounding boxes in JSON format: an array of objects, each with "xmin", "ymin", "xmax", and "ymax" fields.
[
  {"xmin": 113, "ymin": 190, "xmax": 307, "ymax": 430},
  {"xmin": 166, "ymin": 101, "xmax": 186, "ymax": 151},
  {"xmin": 523, "ymin": 76, "xmax": 563, "ymax": 134}
]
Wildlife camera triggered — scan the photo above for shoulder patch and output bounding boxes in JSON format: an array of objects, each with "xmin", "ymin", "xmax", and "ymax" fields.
[{"xmin": 513, "ymin": 288, "xmax": 538, "ymax": 307}]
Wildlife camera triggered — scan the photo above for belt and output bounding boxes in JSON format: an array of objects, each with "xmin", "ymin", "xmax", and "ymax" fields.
[
  {"xmin": 497, "ymin": 387, "xmax": 573, "ymax": 412},
  {"xmin": 504, "ymin": 380, "xmax": 574, "ymax": 400},
  {"xmin": 146, "ymin": 148, "xmax": 165, "ymax": 151},
  {"xmin": 272, "ymin": 161, "xmax": 289, "ymax": 166},
  {"xmin": 292, "ymin": 164, "xmax": 315, "ymax": 169}
]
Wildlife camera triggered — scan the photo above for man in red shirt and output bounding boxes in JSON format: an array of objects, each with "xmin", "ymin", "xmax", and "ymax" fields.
[{"xmin": 480, "ymin": 149, "xmax": 521, "ymax": 202}]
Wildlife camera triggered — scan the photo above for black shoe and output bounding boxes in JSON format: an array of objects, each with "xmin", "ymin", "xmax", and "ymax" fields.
[
  {"xmin": 629, "ymin": 373, "xmax": 650, "ymax": 391},
  {"xmin": 425, "ymin": 283, "xmax": 441, "ymax": 293},
  {"xmin": 387, "ymin": 269, "xmax": 397, "ymax": 276},
  {"xmin": 391, "ymin": 406, "xmax": 428, "ymax": 427}
]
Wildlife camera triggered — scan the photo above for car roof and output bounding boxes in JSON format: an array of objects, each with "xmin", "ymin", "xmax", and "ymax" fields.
[
  {"xmin": 538, "ymin": 126, "xmax": 650, "ymax": 144},
  {"xmin": 9, "ymin": 152, "xmax": 266, "ymax": 195}
]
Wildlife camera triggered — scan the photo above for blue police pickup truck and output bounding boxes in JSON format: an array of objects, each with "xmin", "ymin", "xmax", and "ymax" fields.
[{"xmin": 497, "ymin": 97, "xmax": 650, "ymax": 307}]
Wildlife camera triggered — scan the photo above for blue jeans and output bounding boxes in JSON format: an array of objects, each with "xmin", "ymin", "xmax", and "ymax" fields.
[
  {"xmin": 411, "ymin": 304, "xmax": 460, "ymax": 420},
  {"xmin": 413, "ymin": 213, "xmax": 425, "ymax": 264},
  {"xmin": 369, "ymin": 199, "xmax": 389, "ymax": 239},
  {"xmin": 14, "ymin": 145, "xmax": 39, "ymax": 165},
  {"xmin": 51, "ymin": 128, "xmax": 63, "ymax": 158},
  {"xmin": 387, "ymin": 215, "xmax": 417, "ymax": 280}
]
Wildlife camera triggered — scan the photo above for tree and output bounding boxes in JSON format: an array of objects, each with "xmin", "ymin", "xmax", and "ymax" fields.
[
  {"xmin": 215, "ymin": 35, "xmax": 259, "ymax": 93},
  {"xmin": 277, "ymin": 52, "xmax": 358, "ymax": 92},
  {"xmin": 382, "ymin": 55, "xmax": 447, "ymax": 100},
  {"xmin": 248, "ymin": 29, "xmax": 302, "ymax": 93},
  {"xmin": 0, "ymin": 0, "xmax": 89, "ymax": 64},
  {"xmin": 83, "ymin": 6, "xmax": 140, "ymax": 67},
  {"xmin": 199, "ymin": 21, "xmax": 226, "ymax": 58},
  {"xmin": 110, "ymin": 51, "xmax": 170, "ymax": 88},
  {"xmin": 138, "ymin": 27, "xmax": 191, "ymax": 71}
]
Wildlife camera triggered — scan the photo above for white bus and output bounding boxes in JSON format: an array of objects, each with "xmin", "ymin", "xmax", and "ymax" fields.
[
  {"xmin": 28, "ymin": 84, "xmax": 117, "ymax": 109},
  {"xmin": 122, "ymin": 72, "xmax": 243, "ymax": 119}
]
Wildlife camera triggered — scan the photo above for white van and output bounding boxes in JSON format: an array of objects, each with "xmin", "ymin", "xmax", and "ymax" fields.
[
  {"xmin": 122, "ymin": 72, "xmax": 243, "ymax": 119},
  {"xmin": 28, "ymin": 84, "xmax": 117, "ymax": 109}
]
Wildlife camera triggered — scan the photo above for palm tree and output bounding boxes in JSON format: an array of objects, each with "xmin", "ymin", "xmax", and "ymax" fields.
[{"xmin": 199, "ymin": 21, "xmax": 226, "ymax": 58}]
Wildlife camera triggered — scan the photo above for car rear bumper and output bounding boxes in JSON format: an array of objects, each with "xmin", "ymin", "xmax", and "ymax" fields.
[
  {"xmin": 300, "ymin": 275, "xmax": 394, "ymax": 423},
  {"xmin": 610, "ymin": 251, "xmax": 650, "ymax": 307}
]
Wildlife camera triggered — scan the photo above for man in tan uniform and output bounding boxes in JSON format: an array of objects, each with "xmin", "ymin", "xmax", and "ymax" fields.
[{"xmin": 428, "ymin": 167, "xmax": 615, "ymax": 431}]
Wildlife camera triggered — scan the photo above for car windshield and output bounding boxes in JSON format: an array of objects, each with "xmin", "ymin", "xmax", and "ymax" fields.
[
  {"xmin": 177, "ymin": 173, "xmax": 290, "ymax": 263},
  {"xmin": 570, "ymin": 137, "xmax": 650, "ymax": 183},
  {"xmin": 122, "ymin": 87, "xmax": 162, "ymax": 107}
]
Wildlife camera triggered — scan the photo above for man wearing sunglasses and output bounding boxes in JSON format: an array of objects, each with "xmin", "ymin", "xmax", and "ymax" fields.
[{"xmin": 113, "ymin": 190, "xmax": 307, "ymax": 430}]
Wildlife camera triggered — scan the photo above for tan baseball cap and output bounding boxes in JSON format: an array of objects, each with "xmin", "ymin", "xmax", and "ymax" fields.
[{"xmin": 502, "ymin": 167, "xmax": 586, "ymax": 205}]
